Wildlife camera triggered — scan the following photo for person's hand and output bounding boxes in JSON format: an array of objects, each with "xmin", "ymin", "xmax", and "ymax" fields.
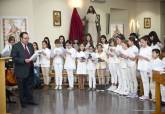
[
  {"xmin": 42, "ymin": 52, "xmax": 47, "ymax": 56},
  {"xmin": 25, "ymin": 59, "xmax": 31, "ymax": 63},
  {"xmin": 92, "ymin": 59, "xmax": 96, "ymax": 62},
  {"xmin": 137, "ymin": 55, "xmax": 143, "ymax": 59},
  {"xmin": 122, "ymin": 54, "xmax": 128, "ymax": 59},
  {"xmin": 110, "ymin": 48, "xmax": 114, "ymax": 52},
  {"xmin": 66, "ymin": 51, "xmax": 71, "ymax": 55},
  {"xmin": 53, "ymin": 54, "xmax": 57, "ymax": 58},
  {"xmin": 80, "ymin": 57, "xmax": 86, "ymax": 62},
  {"xmin": 98, "ymin": 58, "xmax": 104, "ymax": 62}
]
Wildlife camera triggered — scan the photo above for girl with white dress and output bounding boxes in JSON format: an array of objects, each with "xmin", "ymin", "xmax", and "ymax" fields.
[
  {"xmin": 86, "ymin": 45, "xmax": 97, "ymax": 90},
  {"xmin": 96, "ymin": 44, "xmax": 107, "ymax": 85},
  {"xmin": 127, "ymin": 37, "xmax": 139, "ymax": 98},
  {"xmin": 149, "ymin": 31, "xmax": 163, "ymax": 50},
  {"xmin": 98, "ymin": 35, "xmax": 109, "ymax": 84},
  {"xmin": 59, "ymin": 35, "xmax": 66, "ymax": 48},
  {"xmin": 40, "ymin": 40, "xmax": 51, "ymax": 86},
  {"xmin": 76, "ymin": 43, "xmax": 87, "ymax": 89},
  {"xmin": 51, "ymin": 39, "xmax": 64, "ymax": 90},
  {"xmin": 107, "ymin": 38, "xmax": 118, "ymax": 91},
  {"xmin": 98, "ymin": 35, "xmax": 109, "ymax": 53},
  {"xmin": 84, "ymin": 33, "xmax": 94, "ymax": 50},
  {"xmin": 118, "ymin": 40, "xmax": 130, "ymax": 95},
  {"xmin": 64, "ymin": 40, "xmax": 77, "ymax": 90},
  {"xmin": 137, "ymin": 35, "xmax": 152, "ymax": 100},
  {"xmin": 113, "ymin": 34, "xmax": 125, "ymax": 93}
]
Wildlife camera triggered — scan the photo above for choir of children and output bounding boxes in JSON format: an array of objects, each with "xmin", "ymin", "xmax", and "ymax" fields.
[{"xmin": 27, "ymin": 32, "xmax": 165, "ymax": 103}]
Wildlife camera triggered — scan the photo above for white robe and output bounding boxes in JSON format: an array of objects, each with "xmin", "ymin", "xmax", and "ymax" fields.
[
  {"xmin": 86, "ymin": 13, "xmax": 97, "ymax": 45},
  {"xmin": 64, "ymin": 48, "xmax": 77, "ymax": 70},
  {"xmin": 76, "ymin": 51, "xmax": 87, "ymax": 74},
  {"xmin": 138, "ymin": 46, "xmax": 152, "ymax": 72},
  {"xmin": 39, "ymin": 48, "xmax": 51, "ymax": 68}
]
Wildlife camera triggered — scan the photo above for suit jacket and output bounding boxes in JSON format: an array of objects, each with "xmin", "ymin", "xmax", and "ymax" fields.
[{"xmin": 11, "ymin": 42, "xmax": 34, "ymax": 78}]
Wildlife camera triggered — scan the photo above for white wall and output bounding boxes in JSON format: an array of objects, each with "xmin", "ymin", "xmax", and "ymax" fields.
[
  {"xmin": 160, "ymin": 1, "xmax": 165, "ymax": 43},
  {"xmin": 0, "ymin": 0, "xmax": 34, "ymax": 50},
  {"xmin": 135, "ymin": 1, "xmax": 161, "ymax": 38},
  {"xmin": 0, "ymin": 0, "xmax": 109, "ymax": 49},
  {"xmin": 0, "ymin": 0, "xmax": 162, "ymax": 50},
  {"xmin": 110, "ymin": 9, "xmax": 129, "ymax": 37}
]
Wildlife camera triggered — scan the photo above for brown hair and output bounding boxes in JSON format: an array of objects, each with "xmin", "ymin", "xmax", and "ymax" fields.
[
  {"xmin": 78, "ymin": 43, "xmax": 86, "ymax": 52},
  {"xmin": 84, "ymin": 33, "xmax": 93, "ymax": 46},
  {"xmin": 140, "ymin": 35, "xmax": 150, "ymax": 46},
  {"xmin": 108, "ymin": 38, "xmax": 117, "ymax": 47},
  {"xmin": 8, "ymin": 36, "xmax": 15, "ymax": 43},
  {"xmin": 122, "ymin": 40, "xmax": 129, "ymax": 47},
  {"xmin": 128, "ymin": 36, "xmax": 140, "ymax": 49},
  {"xmin": 54, "ymin": 39, "xmax": 60, "ymax": 44},
  {"xmin": 87, "ymin": 6, "xmax": 96, "ymax": 14}
]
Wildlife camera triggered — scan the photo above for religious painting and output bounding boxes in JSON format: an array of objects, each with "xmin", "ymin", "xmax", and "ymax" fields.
[
  {"xmin": 144, "ymin": 18, "xmax": 151, "ymax": 29},
  {"xmin": 53, "ymin": 10, "xmax": 61, "ymax": 26},
  {"xmin": 110, "ymin": 24, "xmax": 124, "ymax": 37},
  {"xmin": 2, "ymin": 17, "xmax": 27, "ymax": 45}
]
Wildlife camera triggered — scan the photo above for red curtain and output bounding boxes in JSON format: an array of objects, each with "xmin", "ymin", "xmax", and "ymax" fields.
[{"xmin": 69, "ymin": 8, "xmax": 84, "ymax": 43}]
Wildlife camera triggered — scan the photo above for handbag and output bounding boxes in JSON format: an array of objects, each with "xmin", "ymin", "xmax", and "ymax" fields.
[{"xmin": 5, "ymin": 68, "xmax": 17, "ymax": 86}]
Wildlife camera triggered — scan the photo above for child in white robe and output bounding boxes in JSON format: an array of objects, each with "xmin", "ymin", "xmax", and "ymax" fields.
[
  {"xmin": 64, "ymin": 40, "xmax": 77, "ymax": 90},
  {"xmin": 76, "ymin": 43, "xmax": 87, "ymax": 89},
  {"xmin": 149, "ymin": 49, "xmax": 163, "ymax": 101},
  {"xmin": 127, "ymin": 37, "xmax": 139, "ymax": 98},
  {"xmin": 107, "ymin": 38, "xmax": 118, "ymax": 91},
  {"xmin": 40, "ymin": 40, "xmax": 51, "ymax": 86},
  {"xmin": 137, "ymin": 35, "xmax": 152, "ymax": 100},
  {"xmin": 117, "ymin": 40, "xmax": 130, "ymax": 95},
  {"xmin": 96, "ymin": 44, "xmax": 107, "ymax": 86},
  {"xmin": 113, "ymin": 34, "xmax": 125, "ymax": 93},
  {"xmin": 86, "ymin": 45, "xmax": 97, "ymax": 90},
  {"xmin": 51, "ymin": 39, "xmax": 64, "ymax": 90}
]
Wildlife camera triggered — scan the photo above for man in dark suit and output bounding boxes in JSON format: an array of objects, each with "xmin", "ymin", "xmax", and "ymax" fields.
[{"xmin": 11, "ymin": 32, "xmax": 38, "ymax": 108}]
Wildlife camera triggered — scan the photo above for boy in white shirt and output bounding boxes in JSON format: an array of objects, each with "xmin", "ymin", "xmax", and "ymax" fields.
[
  {"xmin": 150, "ymin": 49, "xmax": 163, "ymax": 101},
  {"xmin": 51, "ymin": 39, "xmax": 64, "ymax": 90}
]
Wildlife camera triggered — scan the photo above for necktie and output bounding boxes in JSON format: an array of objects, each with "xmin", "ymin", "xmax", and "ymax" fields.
[{"xmin": 24, "ymin": 45, "xmax": 30, "ymax": 59}]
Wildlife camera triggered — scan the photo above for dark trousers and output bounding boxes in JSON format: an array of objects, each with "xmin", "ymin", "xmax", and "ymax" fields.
[{"xmin": 16, "ymin": 70, "xmax": 34, "ymax": 105}]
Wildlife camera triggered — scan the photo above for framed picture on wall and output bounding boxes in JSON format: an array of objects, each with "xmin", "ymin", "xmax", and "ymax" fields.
[
  {"xmin": 2, "ymin": 17, "xmax": 27, "ymax": 46},
  {"xmin": 144, "ymin": 18, "xmax": 151, "ymax": 29},
  {"xmin": 53, "ymin": 10, "xmax": 61, "ymax": 26}
]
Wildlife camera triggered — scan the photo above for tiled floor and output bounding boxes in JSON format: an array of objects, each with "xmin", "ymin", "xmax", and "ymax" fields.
[{"xmin": 7, "ymin": 89, "xmax": 165, "ymax": 114}]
